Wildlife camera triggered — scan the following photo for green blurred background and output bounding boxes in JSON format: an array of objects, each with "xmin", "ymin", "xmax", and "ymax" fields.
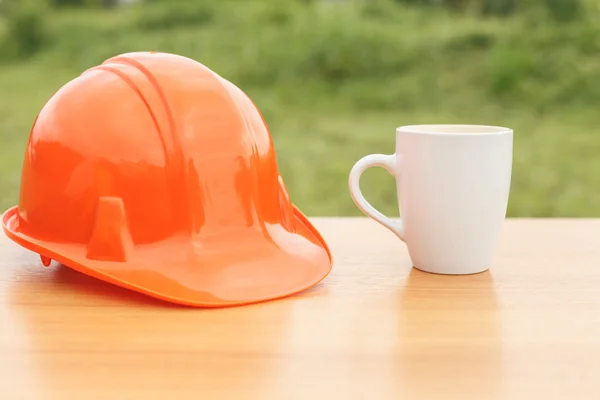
[{"xmin": 0, "ymin": 0, "xmax": 599, "ymax": 217}]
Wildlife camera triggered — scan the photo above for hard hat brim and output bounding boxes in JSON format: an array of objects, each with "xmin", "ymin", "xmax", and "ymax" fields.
[{"xmin": 2, "ymin": 206, "xmax": 333, "ymax": 307}]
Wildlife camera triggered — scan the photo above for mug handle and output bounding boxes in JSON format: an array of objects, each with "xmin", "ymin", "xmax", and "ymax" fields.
[{"xmin": 348, "ymin": 154, "xmax": 405, "ymax": 242}]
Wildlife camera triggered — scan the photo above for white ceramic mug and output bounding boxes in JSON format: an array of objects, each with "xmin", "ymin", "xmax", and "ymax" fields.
[{"xmin": 348, "ymin": 124, "xmax": 513, "ymax": 275}]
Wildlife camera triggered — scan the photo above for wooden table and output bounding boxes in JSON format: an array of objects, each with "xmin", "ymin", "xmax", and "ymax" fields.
[{"xmin": 1, "ymin": 218, "xmax": 600, "ymax": 399}]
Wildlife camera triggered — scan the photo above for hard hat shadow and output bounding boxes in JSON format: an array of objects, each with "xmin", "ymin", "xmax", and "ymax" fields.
[
  {"xmin": 51, "ymin": 263, "xmax": 182, "ymax": 308},
  {"xmin": 13, "ymin": 260, "xmax": 330, "ymax": 309},
  {"xmin": 5, "ymin": 260, "xmax": 314, "ymax": 396}
]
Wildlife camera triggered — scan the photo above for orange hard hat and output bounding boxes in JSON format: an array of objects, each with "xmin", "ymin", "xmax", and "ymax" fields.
[{"xmin": 1, "ymin": 51, "xmax": 332, "ymax": 307}]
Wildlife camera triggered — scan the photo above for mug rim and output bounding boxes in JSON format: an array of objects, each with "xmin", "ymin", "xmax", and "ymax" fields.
[{"xmin": 397, "ymin": 124, "xmax": 512, "ymax": 136}]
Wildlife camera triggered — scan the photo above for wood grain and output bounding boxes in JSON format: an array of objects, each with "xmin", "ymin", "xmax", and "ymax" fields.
[{"xmin": 1, "ymin": 218, "xmax": 600, "ymax": 400}]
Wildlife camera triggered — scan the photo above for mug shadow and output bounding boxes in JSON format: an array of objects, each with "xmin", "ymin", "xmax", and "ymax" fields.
[{"xmin": 395, "ymin": 267, "xmax": 503, "ymax": 399}]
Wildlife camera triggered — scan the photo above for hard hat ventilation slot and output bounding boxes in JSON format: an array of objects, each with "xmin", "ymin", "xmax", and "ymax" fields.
[{"xmin": 86, "ymin": 197, "xmax": 134, "ymax": 262}]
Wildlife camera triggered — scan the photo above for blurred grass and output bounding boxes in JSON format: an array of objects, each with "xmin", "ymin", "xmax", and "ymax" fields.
[{"xmin": 1, "ymin": 0, "xmax": 600, "ymax": 217}]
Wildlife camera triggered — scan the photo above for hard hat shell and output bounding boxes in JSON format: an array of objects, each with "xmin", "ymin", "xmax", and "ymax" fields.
[{"xmin": 1, "ymin": 52, "xmax": 332, "ymax": 307}]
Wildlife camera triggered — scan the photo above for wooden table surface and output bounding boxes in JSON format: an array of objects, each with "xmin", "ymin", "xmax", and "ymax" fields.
[{"xmin": 1, "ymin": 218, "xmax": 600, "ymax": 399}]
